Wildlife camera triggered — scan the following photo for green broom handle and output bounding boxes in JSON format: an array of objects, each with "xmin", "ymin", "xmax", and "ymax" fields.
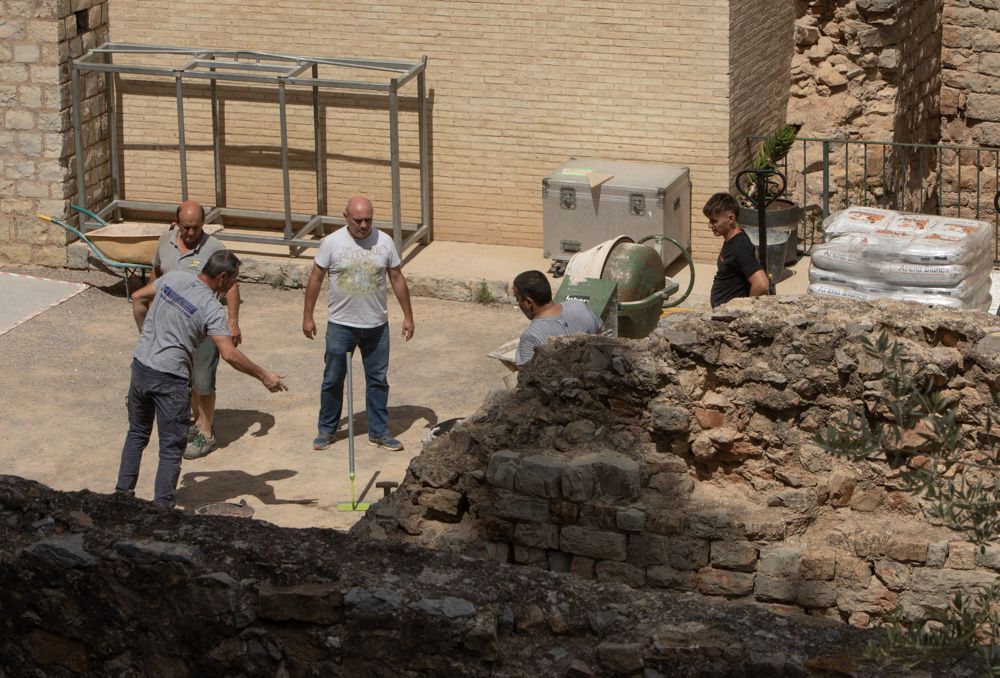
[{"xmin": 346, "ymin": 350, "xmax": 355, "ymax": 481}]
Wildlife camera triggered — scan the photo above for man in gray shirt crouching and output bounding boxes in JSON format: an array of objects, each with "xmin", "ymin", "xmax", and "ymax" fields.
[
  {"xmin": 115, "ymin": 251, "xmax": 287, "ymax": 508},
  {"xmin": 512, "ymin": 270, "xmax": 602, "ymax": 368}
]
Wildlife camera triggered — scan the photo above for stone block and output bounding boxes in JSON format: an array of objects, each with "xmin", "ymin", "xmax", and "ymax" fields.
[
  {"xmin": 513, "ymin": 522, "xmax": 559, "ymax": 550},
  {"xmin": 258, "ymin": 582, "xmax": 343, "ymax": 624},
  {"xmin": 627, "ymin": 534, "xmax": 671, "ymax": 567},
  {"xmin": 5, "ymin": 110, "xmax": 34, "ymax": 129},
  {"xmin": 592, "ymin": 453, "xmax": 641, "ymax": 500},
  {"xmin": 758, "ymin": 546, "xmax": 801, "ymax": 576},
  {"xmin": 491, "ymin": 492, "xmax": 548, "ymax": 523},
  {"xmin": 548, "ymin": 499, "xmax": 578, "ymax": 525},
  {"xmin": 13, "ymin": 44, "xmax": 40, "ymax": 63},
  {"xmin": 16, "ymin": 131, "xmax": 43, "ymax": 156},
  {"xmin": 561, "ymin": 457, "xmax": 596, "ymax": 501},
  {"xmin": 836, "ymin": 579, "xmax": 897, "ymax": 616},
  {"xmin": 873, "ymin": 559, "xmax": 911, "ymax": 591},
  {"xmin": 885, "ymin": 536, "xmax": 928, "ymax": 564},
  {"xmin": 560, "ymin": 526, "xmax": 627, "ymax": 561},
  {"xmin": 927, "ymin": 541, "xmax": 949, "ymax": 568},
  {"xmin": 417, "ymin": 489, "xmax": 464, "ymax": 523},
  {"xmin": 646, "ymin": 509, "xmax": 685, "ymax": 535},
  {"xmin": 597, "ymin": 642, "xmax": 644, "ymax": 674},
  {"xmin": 514, "ymin": 455, "xmax": 563, "ymax": 498},
  {"xmin": 513, "ymin": 544, "xmax": 546, "ymax": 565},
  {"xmin": 667, "ymin": 537, "xmax": 710, "ymax": 571},
  {"xmin": 835, "ymin": 555, "xmax": 873, "ymax": 587},
  {"xmin": 649, "ymin": 401, "xmax": 690, "ymax": 433},
  {"xmin": 695, "ymin": 407, "xmax": 724, "ymax": 429},
  {"xmin": 615, "ymin": 508, "xmax": 646, "ymax": 532},
  {"xmin": 647, "ymin": 472, "xmax": 694, "ymax": 497},
  {"xmin": 796, "ymin": 580, "xmax": 837, "ymax": 609},
  {"xmin": 0, "ymin": 19, "xmax": 26, "ymax": 41},
  {"xmin": 570, "ymin": 555, "xmax": 595, "ymax": 579},
  {"xmin": 646, "ymin": 565, "xmax": 698, "ymax": 591},
  {"xmin": 710, "ymin": 540, "xmax": 757, "ymax": 572},
  {"xmin": 547, "ymin": 551, "xmax": 572, "ymax": 573},
  {"xmin": 595, "ymin": 561, "xmax": 645, "ymax": 588},
  {"xmin": 827, "ymin": 471, "xmax": 856, "ymax": 506},
  {"xmin": 976, "ymin": 545, "xmax": 1000, "ymax": 571},
  {"xmin": 799, "ymin": 548, "xmax": 836, "ymax": 581},
  {"xmin": 485, "ymin": 450, "xmax": 518, "ymax": 490},
  {"xmin": 754, "ymin": 575, "xmax": 797, "ymax": 603},
  {"xmin": 698, "ymin": 568, "xmax": 754, "ymax": 596}
]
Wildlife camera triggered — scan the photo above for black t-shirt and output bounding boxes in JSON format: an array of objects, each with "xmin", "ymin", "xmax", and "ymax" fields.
[{"xmin": 710, "ymin": 230, "xmax": 763, "ymax": 308}]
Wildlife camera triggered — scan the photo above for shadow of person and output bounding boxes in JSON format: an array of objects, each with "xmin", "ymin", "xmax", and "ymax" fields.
[
  {"xmin": 174, "ymin": 468, "xmax": 316, "ymax": 509},
  {"xmin": 337, "ymin": 404, "xmax": 439, "ymax": 438},
  {"xmin": 213, "ymin": 408, "xmax": 276, "ymax": 449}
]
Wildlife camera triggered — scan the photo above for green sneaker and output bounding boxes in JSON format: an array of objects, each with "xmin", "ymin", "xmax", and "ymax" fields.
[
  {"xmin": 184, "ymin": 432, "xmax": 217, "ymax": 460},
  {"xmin": 187, "ymin": 423, "xmax": 199, "ymax": 442}
]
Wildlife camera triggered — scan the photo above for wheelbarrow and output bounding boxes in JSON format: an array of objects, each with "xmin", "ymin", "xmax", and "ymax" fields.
[{"xmin": 38, "ymin": 205, "xmax": 153, "ymax": 301}]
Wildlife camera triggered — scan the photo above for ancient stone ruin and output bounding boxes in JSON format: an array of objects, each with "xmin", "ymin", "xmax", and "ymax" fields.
[
  {"xmin": 358, "ymin": 295, "xmax": 1000, "ymax": 630},
  {"xmin": 1, "ymin": 475, "xmax": 888, "ymax": 677}
]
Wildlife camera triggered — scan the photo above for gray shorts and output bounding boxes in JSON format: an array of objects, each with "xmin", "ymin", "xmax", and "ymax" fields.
[{"xmin": 191, "ymin": 337, "xmax": 220, "ymax": 395}]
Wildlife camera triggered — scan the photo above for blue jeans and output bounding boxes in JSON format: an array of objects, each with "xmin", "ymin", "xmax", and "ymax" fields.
[
  {"xmin": 115, "ymin": 359, "xmax": 191, "ymax": 506},
  {"xmin": 319, "ymin": 322, "xmax": 390, "ymax": 438}
]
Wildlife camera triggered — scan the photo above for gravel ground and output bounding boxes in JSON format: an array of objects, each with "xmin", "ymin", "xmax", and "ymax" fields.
[{"xmin": 0, "ymin": 264, "xmax": 524, "ymax": 530}]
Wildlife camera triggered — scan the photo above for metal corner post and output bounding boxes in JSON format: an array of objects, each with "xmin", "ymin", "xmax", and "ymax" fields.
[
  {"xmin": 388, "ymin": 78, "xmax": 402, "ymax": 253},
  {"xmin": 71, "ymin": 60, "xmax": 86, "ymax": 219},
  {"xmin": 312, "ymin": 63, "xmax": 326, "ymax": 217},
  {"xmin": 210, "ymin": 60, "xmax": 224, "ymax": 209},
  {"xmin": 278, "ymin": 79, "xmax": 293, "ymax": 242},
  {"xmin": 105, "ymin": 55, "xmax": 120, "ymax": 213},
  {"xmin": 417, "ymin": 62, "xmax": 430, "ymax": 244},
  {"xmin": 175, "ymin": 73, "xmax": 188, "ymax": 200}
]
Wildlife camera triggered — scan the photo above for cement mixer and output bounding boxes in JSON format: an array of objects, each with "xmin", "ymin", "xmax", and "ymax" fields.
[{"xmin": 554, "ymin": 234, "xmax": 693, "ymax": 339}]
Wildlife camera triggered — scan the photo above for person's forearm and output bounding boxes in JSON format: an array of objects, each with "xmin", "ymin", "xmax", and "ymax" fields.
[
  {"xmin": 226, "ymin": 282, "xmax": 241, "ymax": 323},
  {"xmin": 132, "ymin": 304, "xmax": 149, "ymax": 331},
  {"xmin": 391, "ymin": 274, "xmax": 413, "ymax": 320},
  {"xmin": 303, "ymin": 270, "xmax": 323, "ymax": 319}
]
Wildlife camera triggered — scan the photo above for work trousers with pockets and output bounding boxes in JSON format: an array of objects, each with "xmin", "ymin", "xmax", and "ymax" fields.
[{"xmin": 115, "ymin": 359, "xmax": 191, "ymax": 507}]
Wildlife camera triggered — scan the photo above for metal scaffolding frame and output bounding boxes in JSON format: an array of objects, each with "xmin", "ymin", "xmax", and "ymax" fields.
[{"xmin": 70, "ymin": 43, "xmax": 431, "ymax": 254}]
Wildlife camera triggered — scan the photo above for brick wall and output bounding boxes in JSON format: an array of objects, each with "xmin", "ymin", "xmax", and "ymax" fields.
[
  {"xmin": 0, "ymin": 0, "xmax": 110, "ymax": 266},
  {"xmin": 106, "ymin": 0, "xmax": 745, "ymax": 262}
]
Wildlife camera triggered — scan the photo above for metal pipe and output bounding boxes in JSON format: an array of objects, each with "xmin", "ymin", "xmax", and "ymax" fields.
[
  {"xmin": 821, "ymin": 141, "xmax": 830, "ymax": 218},
  {"xmin": 210, "ymin": 65, "xmax": 223, "ymax": 209},
  {"xmin": 417, "ymin": 65, "xmax": 430, "ymax": 244},
  {"xmin": 312, "ymin": 63, "xmax": 325, "ymax": 217},
  {"xmin": 71, "ymin": 61, "xmax": 86, "ymax": 219},
  {"xmin": 388, "ymin": 78, "xmax": 402, "ymax": 253},
  {"xmin": 175, "ymin": 74, "xmax": 188, "ymax": 200},
  {"xmin": 106, "ymin": 68, "xmax": 120, "ymax": 211},
  {"xmin": 278, "ymin": 80, "xmax": 293, "ymax": 241}
]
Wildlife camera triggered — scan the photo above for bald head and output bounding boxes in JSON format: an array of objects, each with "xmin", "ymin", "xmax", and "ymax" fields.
[
  {"xmin": 343, "ymin": 195, "xmax": 374, "ymax": 240},
  {"xmin": 174, "ymin": 200, "xmax": 206, "ymax": 249}
]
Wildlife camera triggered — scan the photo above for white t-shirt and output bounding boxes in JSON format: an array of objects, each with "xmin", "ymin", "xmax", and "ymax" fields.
[{"xmin": 314, "ymin": 227, "xmax": 402, "ymax": 328}]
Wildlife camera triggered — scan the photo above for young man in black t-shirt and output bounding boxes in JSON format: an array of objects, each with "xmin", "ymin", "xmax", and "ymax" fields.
[{"xmin": 703, "ymin": 192, "xmax": 769, "ymax": 308}]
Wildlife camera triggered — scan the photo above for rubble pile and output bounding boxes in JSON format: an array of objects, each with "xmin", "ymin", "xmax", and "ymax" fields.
[
  {"xmin": 359, "ymin": 295, "xmax": 1000, "ymax": 629},
  {"xmin": 0, "ymin": 475, "xmax": 885, "ymax": 677}
]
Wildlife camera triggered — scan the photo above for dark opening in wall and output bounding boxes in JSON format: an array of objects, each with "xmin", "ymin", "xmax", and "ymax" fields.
[{"xmin": 76, "ymin": 9, "xmax": 90, "ymax": 33}]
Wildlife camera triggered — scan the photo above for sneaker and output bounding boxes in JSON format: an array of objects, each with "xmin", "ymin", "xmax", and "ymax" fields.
[
  {"xmin": 313, "ymin": 432, "xmax": 335, "ymax": 450},
  {"xmin": 187, "ymin": 423, "xmax": 199, "ymax": 442},
  {"xmin": 368, "ymin": 435, "xmax": 404, "ymax": 451},
  {"xmin": 184, "ymin": 432, "xmax": 217, "ymax": 460}
]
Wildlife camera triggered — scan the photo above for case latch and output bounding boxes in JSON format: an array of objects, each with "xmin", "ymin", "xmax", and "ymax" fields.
[
  {"xmin": 629, "ymin": 193, "xmax": 645, "ymax": 215},
  {"xmin": 560, "ymin": 187, "xmax": 576, "ymax": 210}
]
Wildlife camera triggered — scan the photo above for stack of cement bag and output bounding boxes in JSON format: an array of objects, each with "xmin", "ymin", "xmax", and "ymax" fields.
[{"xmin": 808, "ymin": 206, "xmax": 993, "ymax": 311}]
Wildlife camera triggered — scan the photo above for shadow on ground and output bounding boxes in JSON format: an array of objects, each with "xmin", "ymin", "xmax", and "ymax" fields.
[
  {"xmin": 175, "ymin": 468, "xmax": 316, "ymax": 508},
  {"xmin": 335, "ymin": 404, "xmax": 439, "ymax": 439},
  {"xmin": 214, "ymin": 408, "xmax": 277, "ymax": 449}
]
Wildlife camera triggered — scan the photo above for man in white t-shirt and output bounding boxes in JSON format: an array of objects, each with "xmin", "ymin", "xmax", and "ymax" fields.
[{"xmin": 302, "ymin": 196, "xmax": 415, "ymax": 451}]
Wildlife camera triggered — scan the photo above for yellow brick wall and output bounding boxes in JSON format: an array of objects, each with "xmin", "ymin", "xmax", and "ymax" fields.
[
  {"xmin": 728, "ymin": 0, "xmax": 795, "ymax": 226},
  {"xmin": 109, "ymin": 0, "xmax": 740, "ymax": 261}
]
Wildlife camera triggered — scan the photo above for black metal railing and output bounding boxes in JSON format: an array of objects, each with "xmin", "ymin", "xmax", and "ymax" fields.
[{"xmin": 751, "ymin": 136, "xmax": 1000, "ymax": 262}]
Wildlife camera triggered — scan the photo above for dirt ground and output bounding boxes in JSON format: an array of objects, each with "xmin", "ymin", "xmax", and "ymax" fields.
[{"xmin": 0, "ymin": 266, "xmax": 525, "ymax": 530}]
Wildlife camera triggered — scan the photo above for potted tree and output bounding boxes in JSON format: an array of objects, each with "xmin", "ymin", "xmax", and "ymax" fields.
[{"xmin": 736, "ymin": 123, "xmax": 803, "ymax": 268}]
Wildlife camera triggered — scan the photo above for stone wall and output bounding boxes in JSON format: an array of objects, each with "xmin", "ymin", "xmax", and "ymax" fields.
[
  {"xmin": 359, "ymin": 295, "xmax": 1000, "ymax": 629},
  {"xmin": 787, "ymin": 0, "xmax": 943, "ymax": 217},
  {"xmin": 0, "ymin": 0, "xmax": 110, "ymax": 266},
  {"xmin": 0, "ymin": 474, "xmax": 896, "ymax": 676}
]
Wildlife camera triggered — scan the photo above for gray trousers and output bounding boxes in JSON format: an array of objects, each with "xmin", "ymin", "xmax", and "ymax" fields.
[{"xmin": 115, "ymin": 359, "xmax": 191, "ymax": 506}]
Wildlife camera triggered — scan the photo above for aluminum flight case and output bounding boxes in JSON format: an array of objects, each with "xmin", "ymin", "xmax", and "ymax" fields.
[{"xmin": 542, "ymin": 159, "xmax": 691, "ymax": 267}]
